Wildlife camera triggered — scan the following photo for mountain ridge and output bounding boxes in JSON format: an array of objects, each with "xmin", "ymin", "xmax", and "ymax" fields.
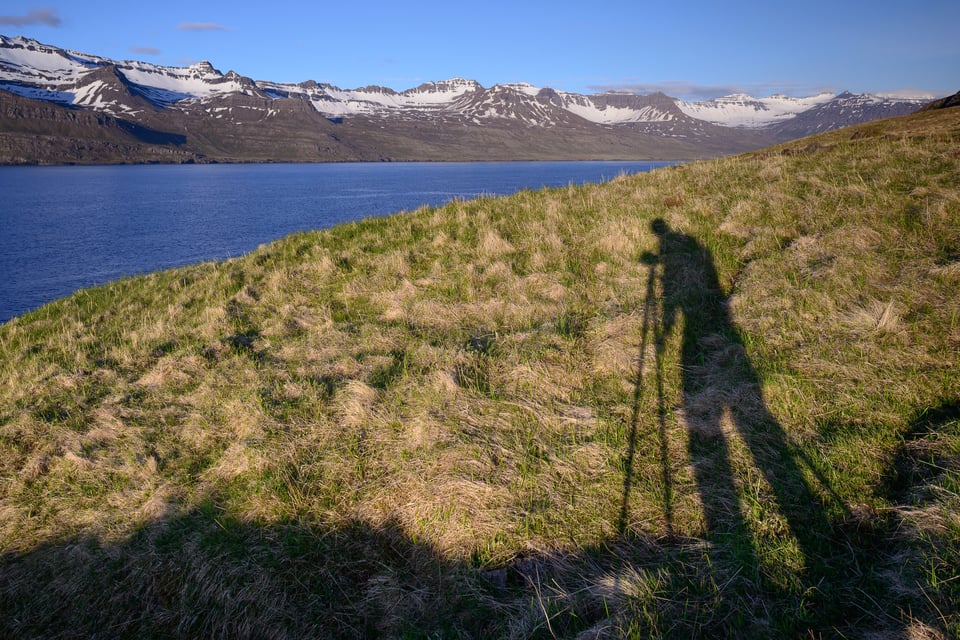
[{"xmin": 0, "ymin": 34, "xmax": 935, "ymax": 164}]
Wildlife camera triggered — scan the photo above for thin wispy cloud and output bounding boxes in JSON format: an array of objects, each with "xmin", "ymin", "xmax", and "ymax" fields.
[
  {"xmin": 130, "ymin": 46, "xmax": 161, "ymax": 56},
  {"xmin": 0, "ymin": 7, "xmax": 62, "ymax": 27},
  {"xmin": 588, "ymin": 80, "xmax": 836, "ymax": 101},
  {"xmin": 178, "ymin": 22, "xmax": 227, "ymax": 32},
  {"xmin": 875, "ymin": 88, "xmax": 941, "ymax": 100}
]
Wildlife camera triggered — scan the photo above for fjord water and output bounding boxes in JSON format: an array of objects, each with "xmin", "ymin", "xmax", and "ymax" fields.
[{"xmin": 0, "ymin": 161, "xmax": 671, "ymax": 323}]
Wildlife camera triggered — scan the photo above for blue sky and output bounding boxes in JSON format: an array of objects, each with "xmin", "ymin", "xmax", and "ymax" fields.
[{"xmin": 1, "ymin": 1, "xmax": 957, "ymax": 99}]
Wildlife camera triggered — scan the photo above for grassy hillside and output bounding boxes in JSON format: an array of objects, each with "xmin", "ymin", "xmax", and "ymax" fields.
[{"xmin": 1, "ymin": 106, "xmax": 958, "ymax": 638}]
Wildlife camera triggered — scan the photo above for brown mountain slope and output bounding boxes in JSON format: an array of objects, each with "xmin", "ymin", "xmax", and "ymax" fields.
[{"xmin": 0, "ymin": 89, "xmax": 200, "ymax": 164}]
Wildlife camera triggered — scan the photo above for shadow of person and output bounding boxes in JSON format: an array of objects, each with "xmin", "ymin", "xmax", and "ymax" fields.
[
  {"xmin": 649, "ymin": 217, "xmax": 835, "ymax": 587},
  {"xmin": 0, "ymin": 500, "xmax": 500, "ymax": 639}
]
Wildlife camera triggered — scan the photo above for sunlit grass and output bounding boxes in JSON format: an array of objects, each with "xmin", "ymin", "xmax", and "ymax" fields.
[{"xmin": 1, "ymin": 106, "xmax": 959, "ymax": 638}]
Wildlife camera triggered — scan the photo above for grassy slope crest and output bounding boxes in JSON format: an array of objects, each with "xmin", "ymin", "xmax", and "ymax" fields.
[{"xmin": 1, "ymin": 106, "xmax": 958, "ymax": 638}]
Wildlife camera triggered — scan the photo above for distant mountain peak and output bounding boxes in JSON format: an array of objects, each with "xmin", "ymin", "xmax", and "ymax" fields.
[
  {"xmin": 192, "ymin": 60, "xmax": 217, "ymax": 71},
  {"xmin": 406, "ymin": 78, "xmax": 482, "ymax": 94}
]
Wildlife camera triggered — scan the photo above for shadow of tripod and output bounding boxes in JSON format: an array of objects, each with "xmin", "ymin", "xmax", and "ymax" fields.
[{"xmin": 617, "ymin": 248, "xmax": 673, "ymax": 537}]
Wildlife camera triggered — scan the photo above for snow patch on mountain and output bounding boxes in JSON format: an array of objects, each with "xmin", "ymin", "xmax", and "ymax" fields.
[
  {"xmin": 260, "ymin": 77, "xmax": 483, "ymax": 116},
  {"xmin": 0, "ymin": 35, "xmax": 98, "ymax": 84},
  {"xmin": 564, "ymin": 98, "xmax": 674, "ymax": 124},
  {"xmin": 403, "ymin": 78, "xmax": 482, "ymax": 103},
  {"xmin": 676, "ymin": 92, "xmax": 836, "ymax": 127},
  {"xmin": 500, "ymin": 82, "xmax": 541, "ymax": 97},
  {"xmin": 118, "ymin": 62, "xmax": 236, "ymax": 101}
]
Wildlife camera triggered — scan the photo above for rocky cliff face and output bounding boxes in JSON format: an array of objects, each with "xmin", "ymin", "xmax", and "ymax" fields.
[{"xmin": 0, "ymin": 89, "xmax": 200, "ymax": 164}]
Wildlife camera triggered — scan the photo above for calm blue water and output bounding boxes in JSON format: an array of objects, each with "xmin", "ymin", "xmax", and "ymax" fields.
[{"xmin": 0, "ymin": 161, "xmax": 671, "ymax": 323}]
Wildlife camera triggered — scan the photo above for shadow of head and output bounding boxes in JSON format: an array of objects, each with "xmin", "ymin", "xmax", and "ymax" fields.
[
  {"xmin": 651, "ymin": 217, "xmax": 669, "ymax": 236},
  {"xmin": 641, "ymin": 218, "xmax": 669, "ymax": 265}
]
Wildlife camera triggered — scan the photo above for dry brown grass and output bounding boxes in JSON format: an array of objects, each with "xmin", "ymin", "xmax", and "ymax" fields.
[{"xmin": 1, "ymin": 106, "xmax": 959, "ymax": 638}]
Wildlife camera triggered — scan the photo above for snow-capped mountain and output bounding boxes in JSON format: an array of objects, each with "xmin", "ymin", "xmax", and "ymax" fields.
[
  {"xmin": 0, "ymin": 34, "xmax": 935, "ymax": 164},
  {"xmin": 676, "ymin": 92, "xmax": 839, "ymax": 128},
  {"xmin": 259, "ymin": 77, "xmax": 484, "ymax": 118},
  {"xmin": 0, "ymin": 36, "xmax": 261, "ymax": 109},
  {"xmin": 550, "ymin": 90, "xmax": 678, "ymax": 125}
]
